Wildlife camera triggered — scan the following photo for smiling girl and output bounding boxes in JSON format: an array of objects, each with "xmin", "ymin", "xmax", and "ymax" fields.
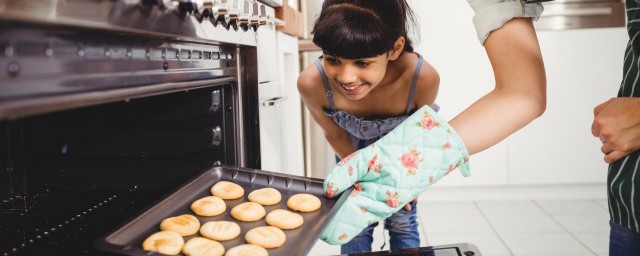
[{"xmin": 297, "ymin": 0, "xmax": 433, "ymax": 253}]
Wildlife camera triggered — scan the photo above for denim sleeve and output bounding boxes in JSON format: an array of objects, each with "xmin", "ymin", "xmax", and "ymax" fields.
[{"xmin": 468, "ymin": 0, "xmax": 544, "ymax": 45}]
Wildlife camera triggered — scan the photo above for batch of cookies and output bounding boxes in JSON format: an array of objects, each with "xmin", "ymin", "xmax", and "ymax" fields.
[{"xmin": 142, "ymin": 180, "xmax": 322, "ymax": 256}]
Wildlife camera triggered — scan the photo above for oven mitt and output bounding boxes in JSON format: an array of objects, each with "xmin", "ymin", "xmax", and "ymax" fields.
[{"xmin": 320, "ymin": 105, "xmax": 470, "ymax": 245}]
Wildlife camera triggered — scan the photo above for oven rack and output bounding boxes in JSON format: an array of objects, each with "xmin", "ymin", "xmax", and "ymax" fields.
[{"xmin": 0, "ymin": 187, "xmax": 147, "ymax": 256}]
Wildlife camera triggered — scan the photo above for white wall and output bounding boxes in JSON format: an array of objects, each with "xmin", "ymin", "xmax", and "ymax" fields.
[{"xmin": 409, "ymin": 0, "xmax": 627, "ymax": 188}]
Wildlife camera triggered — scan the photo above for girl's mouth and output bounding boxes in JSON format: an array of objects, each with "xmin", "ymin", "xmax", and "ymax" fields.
[{"xmin": 340, "ymin": 83, "xmax": 365, "ymax": 93}]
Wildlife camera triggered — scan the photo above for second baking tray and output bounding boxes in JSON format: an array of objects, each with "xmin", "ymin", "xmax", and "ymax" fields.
[{"xmin": 95, "ymin": 165, "xmax": 351, "ymax": 256}]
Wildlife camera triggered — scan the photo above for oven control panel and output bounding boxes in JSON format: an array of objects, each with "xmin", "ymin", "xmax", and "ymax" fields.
[
  {"xmin": 0, "ymin": 0, "xmax": 281, "ymax": 47},
  {"xmin": 139, "ymin": 0, "xmax": 282, "ymax": 32}
]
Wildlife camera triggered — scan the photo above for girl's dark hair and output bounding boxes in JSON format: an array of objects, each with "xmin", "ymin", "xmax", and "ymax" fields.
[{"xmin": 311, "ymin": 0, "xmax": 418, "ymax": 59}]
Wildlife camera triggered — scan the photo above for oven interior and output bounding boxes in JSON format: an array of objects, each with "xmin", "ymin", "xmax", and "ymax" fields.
[{"xmin": 0, "ymin": 84, "xmax": 238, "ymax": 255}]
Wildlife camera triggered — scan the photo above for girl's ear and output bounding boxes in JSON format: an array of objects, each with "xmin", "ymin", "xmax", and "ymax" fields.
[{"xmin": 388, "ymin": 36, "xmax": 405, "ymax": 61}]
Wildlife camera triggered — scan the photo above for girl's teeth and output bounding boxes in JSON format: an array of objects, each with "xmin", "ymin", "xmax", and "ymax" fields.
[{"xmin": 342, "ymin": 84, "xmax": 360, "ymax": 90}]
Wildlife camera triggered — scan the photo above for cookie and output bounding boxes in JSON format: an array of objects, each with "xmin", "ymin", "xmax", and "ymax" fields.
[
  {"xmin": 287, "ymin": 193, "xmax": 321, "ymax": 212},
  {"xmin": 200, "ymin": 221, "xmax": 241, "ymax": 241},
  {"xmin": 182, "ymin": 237, "xmax": 225, "ymax": 256},
  {"xmin": 244, "ymin": 226, "xmax": 286, "ymax": 249},
  {"xmin": 224, "ymin": 244, "xmax": 268, "ymax": 256},
  {"xmin": 142, "ymin": 231, "xmax": 184, "ymax": 255},
  {"xmin": 191, "ymin": 196, "xmax": 226, "ymax": 217},
  {"xmin": 230, "ymin": 202, "xmax": 266, "ymax": 222},
  {"xmin": 266, "ymin": 209, "xmax": 303, "ymax": 230},
  {"xmin": 248, "ymin": 188, "xmax": 282, "ymax": 206},
  {"xmin": 160, "ymin": 214, "xmax": 200, "ymax": 236},
  {"xmin": 211, "ymin": 181, "xmax": 244, "ymax": 200}
]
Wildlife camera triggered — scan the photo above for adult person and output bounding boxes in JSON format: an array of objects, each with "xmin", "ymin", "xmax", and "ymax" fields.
[{"xmin": 592, "ymin": 1, "xmax": 640, "ymax": 254}]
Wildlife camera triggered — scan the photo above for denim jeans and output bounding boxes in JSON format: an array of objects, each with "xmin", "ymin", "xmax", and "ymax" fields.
[
  {"xmin": 610, "ymin": 220, "xmax": 640, "ymax": 256},
  {"xmin": 340, "ymin": 201, "xmax": 420, "ymax": 254}
]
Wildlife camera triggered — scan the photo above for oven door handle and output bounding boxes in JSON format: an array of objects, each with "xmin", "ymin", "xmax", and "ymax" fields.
[{"xmin": 261, "ymin": 96, "xmax": 288, "ymax": 107}]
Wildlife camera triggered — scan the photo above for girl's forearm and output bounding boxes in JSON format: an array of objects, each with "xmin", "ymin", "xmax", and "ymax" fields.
[
  {"xmin": 325, "ymin": 132, "xmax": 356, "ymax": 160},
  {"xmin": 449, "ymin": 18, "xmax": 546, "ymax": 155}
]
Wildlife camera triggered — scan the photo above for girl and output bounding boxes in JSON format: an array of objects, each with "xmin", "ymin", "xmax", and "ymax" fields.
[
  {"xmin": 298, "ymin": 0, "xmax": 434, "ymax": 253},
  {"xmin": 299, "ymin": 0, "xmax": 546, "ymax": 254}
]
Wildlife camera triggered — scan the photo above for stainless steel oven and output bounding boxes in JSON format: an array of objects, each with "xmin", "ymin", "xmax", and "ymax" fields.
[{"xmin": 0, "ymin": 0, "xmax": 275, "ymax": 254}]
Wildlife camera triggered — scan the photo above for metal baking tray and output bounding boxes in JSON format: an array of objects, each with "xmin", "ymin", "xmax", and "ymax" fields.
[{"xmin": 95, "ymin": 165, "xmax": 351, "ymax": 256}]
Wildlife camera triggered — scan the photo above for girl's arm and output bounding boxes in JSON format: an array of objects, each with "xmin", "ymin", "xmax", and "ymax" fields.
[
  {"xmin": 449, "ymin": 18, "xmax": 546, "ymax": 155},
  {"xmin": 298, "ymin": 66, "xmax": 356, "ymax": 159}
]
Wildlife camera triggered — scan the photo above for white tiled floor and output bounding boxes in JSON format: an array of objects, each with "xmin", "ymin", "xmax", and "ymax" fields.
[{"xmin": 308, "ymin": 199, "xmax": 610, "ymax": 256}]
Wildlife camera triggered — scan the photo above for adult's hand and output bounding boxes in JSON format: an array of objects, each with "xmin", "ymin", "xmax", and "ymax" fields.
[{"xmin": 592, "ymin": 97, "xmax": 640, "ymax": 163}]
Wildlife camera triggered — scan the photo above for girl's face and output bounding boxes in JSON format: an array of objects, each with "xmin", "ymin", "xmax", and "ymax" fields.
[{"xmin": 322, "ymin": 53, "xmax": 390, "ymax": 101}]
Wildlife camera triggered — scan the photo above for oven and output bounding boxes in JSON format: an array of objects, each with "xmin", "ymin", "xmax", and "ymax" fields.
[{"xmin": 0, "ymin": 0, "xmax": 271, "ymax": 255}]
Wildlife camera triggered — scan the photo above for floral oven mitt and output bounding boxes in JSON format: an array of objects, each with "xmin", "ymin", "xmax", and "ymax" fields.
[{"xmin": 321, "ymin": 105, "xmax": 471, "ymax": 245}]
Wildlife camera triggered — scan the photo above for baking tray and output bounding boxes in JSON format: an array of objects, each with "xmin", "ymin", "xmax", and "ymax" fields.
[{"xmin": 95, "ymin": 165, "xmax": 351, "ymax": 256}]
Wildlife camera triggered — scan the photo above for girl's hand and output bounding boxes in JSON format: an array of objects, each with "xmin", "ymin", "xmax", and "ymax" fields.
[
  {"xmin": 403, "ymin": 198, "xmax": 418, "ymax": 211},
  {"xmin": 592, "ymin": 97, "xmax": 640, "ymax": 163}
]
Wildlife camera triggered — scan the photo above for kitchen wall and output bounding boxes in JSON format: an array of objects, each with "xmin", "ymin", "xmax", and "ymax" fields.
[{"xmin": 299, "ymin": 0, "xmax": 628, "ymax": 200}]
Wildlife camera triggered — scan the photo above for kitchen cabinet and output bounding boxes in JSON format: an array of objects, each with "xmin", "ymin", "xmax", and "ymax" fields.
[
  {"xmin": 257, "ymin": 8, "xmax": 278, "ymax": 83},
  {"xmin": 257, "ymin": 17, "xmax": 304, "ymax": 176}
]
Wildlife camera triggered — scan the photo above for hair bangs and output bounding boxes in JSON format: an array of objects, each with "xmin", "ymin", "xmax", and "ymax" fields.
[{"xmin": 312, "ymin": 5, "xmax": 393, "ymax": 59}]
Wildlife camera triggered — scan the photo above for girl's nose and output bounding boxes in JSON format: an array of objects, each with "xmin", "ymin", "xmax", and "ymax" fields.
[{"xmin": 337, "ymin": 67, "xmax": 358, "ymax": 85}]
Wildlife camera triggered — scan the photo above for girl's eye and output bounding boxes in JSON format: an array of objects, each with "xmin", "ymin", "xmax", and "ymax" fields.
[
  {"xmin": 355, "ymin": 61, "xmax": 370, "ymax": 67},
  {"xmin": 325, "ymin": 57, "xmax": 339, "ymax": 64}
]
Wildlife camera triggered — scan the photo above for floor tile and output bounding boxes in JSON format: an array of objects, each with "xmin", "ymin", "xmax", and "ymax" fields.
[
  {"xmin": 554, "ymin": 215, "xmax": 610, "ymax": 232},
  {"xmin": 485, "ymin": 214, "xmax": 564, "ymax": 232},
  {"xmin": 537, "ymin": 200, "xmax": 608, "ymax": 215},
  {"xmin": 476, "ymin": 201, "xmax": 546, "ymax": 216},
  {"xmin": 417, "ymin": 201, "xmax": 482, "ymax": 216},
  {"xmin": 574, "ymin": 232, "xmax": 609, "ymax": 254},
  {"xmin": 311, "ymin": 199, "xmax": 611, "ymax": 256},
  {"xmin": 426, "ymin": 232, "xmax": 511, "ymax": 255},
  {"xmin": 512, "ymin": 254, "xmax": 593, "ymax": 256},
  {"xmin": 422, "ymin": 214, "xmax": 494, "ymax": 233},
  {"xmin": 499, "ymin": 232, "xmax": 593, "ymax": 255},
  {"xmin": 594, "ymin": 199, "xmax": 609, "ymax": 211},
  {"xmin": 417, "ymin": 219, "xmax": 429, "ymax": 247},
  {"xmin": 308, "ymin": 240, "xmax": 341, "ymax": 256},
  {"xmin": 371, "ymin": 224, "xmax": 388, "ymax": 252}
]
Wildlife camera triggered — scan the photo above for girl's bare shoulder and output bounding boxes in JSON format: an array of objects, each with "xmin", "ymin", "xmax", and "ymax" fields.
[
  {"xmin": 413, "ymin": 57, "xmax": 440, "ymax": 107},
  {"xmin": 297, "ymin": 62, "xmax": 327, "ymax": 107}
]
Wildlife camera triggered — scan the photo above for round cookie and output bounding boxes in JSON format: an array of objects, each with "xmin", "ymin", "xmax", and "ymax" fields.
[
  {"xmin": 160, "ymin": 214, "xmax": 200, "ymax": 236},
  {"xmin": 224, "ymin": 244, "xmax": 268, "ymax": 256},
  {"xmin": 142, "ymin": 231, "xmax": 184, "ymax": 256},
  {"xmin": 287, "ymin": 193, "xmax": 321, "ymax": 212},
  {"xmin": 191, "ymin": 196, "xmax": 226, "ymax": 217},
  {"xmin": 245, "ymin": 226, "xmax": 286, "ymax": 249},
  {"xmin": 248, "ymin": 188, "xmax": 282, "ymax": 206},
  {"xmin": 200, "ymin": 221, "xmax": 241, "ymax": 241},
  {"xmin": 211, "ymin": 181, "xmax": 244, "ymax": 200},
  {"xmin": 230, "ymin": 202, "xmax": 266, "ymax": 222},
  {"xmin": 182, "ymin": 237, "xmax": 225, "ymax": 256},
  {"xmin": 266, "ymin": 209, "xmax": 304, "ymax": 230}
]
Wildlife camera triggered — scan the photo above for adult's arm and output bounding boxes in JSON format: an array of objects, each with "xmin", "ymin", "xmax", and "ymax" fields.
[{"xmin": 450, "ymin": 1, "xmax": 546, "ymax": 154}]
